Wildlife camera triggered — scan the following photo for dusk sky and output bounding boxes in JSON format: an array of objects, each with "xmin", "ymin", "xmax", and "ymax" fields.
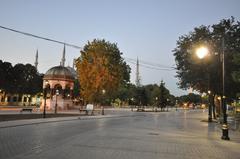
[{"xmin": 0, "ymin": 0, "xmax": 239, "ymax": 96}]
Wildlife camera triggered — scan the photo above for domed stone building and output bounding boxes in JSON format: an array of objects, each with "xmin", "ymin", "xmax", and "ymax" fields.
[{"xmin": 41, "ymin": 45, "xmax": 76, "ymax": 111}]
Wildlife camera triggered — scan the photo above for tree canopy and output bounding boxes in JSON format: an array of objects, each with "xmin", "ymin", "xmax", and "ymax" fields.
[
  {"xmin": 0, "ymin": 60, "xmax": 42, "ymax": 95},
  {"xmin": 173, "ymin": 17, "xmax": 240, "ymax": 99},
  {"xmin": 76, "ymin": 39, "xmax": 131, "ymax": 104}
]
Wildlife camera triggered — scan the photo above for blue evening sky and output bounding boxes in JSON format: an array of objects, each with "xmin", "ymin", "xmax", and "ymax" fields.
[{"xmin": 0, "ymin": 0, "xmax": 239, "ymax": 96}]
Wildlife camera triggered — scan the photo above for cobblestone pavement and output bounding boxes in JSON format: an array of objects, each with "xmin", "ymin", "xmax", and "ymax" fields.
[{"xmin": 0, "ymin": 110, "xmax": 239, "ymax": 159}]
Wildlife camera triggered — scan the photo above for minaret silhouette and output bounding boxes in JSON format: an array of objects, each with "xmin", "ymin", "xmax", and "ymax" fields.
[
  {"xmin": 135, "ymin": 57, "xmax": 141, "ymax": 87},
  {"xmin": 34, "ymin": 49, "xmax": 38, "ymax": 70},
  {"xmin": 60, "ymin": 44, "xmax": 66, "ymax": 67}
]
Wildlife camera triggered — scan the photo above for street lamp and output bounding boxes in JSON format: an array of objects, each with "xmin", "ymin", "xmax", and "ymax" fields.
[
  {"xmin": 101, "ymin": 89, "xmax": 106, "ymax": 115},
  {"xmin": 196, "ymin": 47, "xmax": 212, "ymax": 122},
  {"xmin": 131, "ymin": 98, "xmax": 134, "ymax": 111},
  {"xmin": 196, "ymin": 41, "xmax": 229, "ymax": 140},
  {"xmin": 155, "ymin": 97, "xmax": 158, "ymax": 112},
  {"xmin": 54, "ymin": 89, "xmax": 59, "ymax": 114},
  {"xmin": 28, "ymin": 95, "xmax": 31, "ymax": 106},
  {"xmin": 175, "ymin": 99, "xmax": 178, "ymax": 111},
  {"xmin": 167, "ymin": 98, "xmax": 170, "ymax": 111},
  {"xmin": 207, "ymin": 90, "xmax": 213, "ymax": 122},
  {"xmin": 43, "ymin": 81, "xmax": 49, "ymax": 118},
  {"xmin": 221, "ymin": 37, "xmax": 230, "ymax": 140},
  {"xmin": 196, "ymin": 47, "xmax": 209, "ymax": 59}
]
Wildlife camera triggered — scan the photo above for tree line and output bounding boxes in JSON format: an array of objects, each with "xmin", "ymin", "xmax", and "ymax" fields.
[
  {"xmin": 0, "ymin": 60, "xmax": 43, "ymax": 97},
  {"xmin": 0, "ymin": 38, "xmax": 207, "ymax": 108}
]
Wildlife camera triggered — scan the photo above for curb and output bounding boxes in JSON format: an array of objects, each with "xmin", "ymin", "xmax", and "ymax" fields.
[{"xmin": 0, "ymin": 114, "xmax": 145, "ymax": 129}]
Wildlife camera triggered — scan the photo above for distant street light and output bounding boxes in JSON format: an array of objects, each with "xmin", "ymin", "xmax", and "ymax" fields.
[
  {"xmin": 28, "ymin": 95, "xmax": 31, "ymax": 106},
  {"xmin": 43, "ymin": 81, "xmax": 49, "ymax": 118},
  {"xmin": 131, "ymin": 98, "xmax": 134, "ymax": 111},
  {"xmin": 54, "ymin": 89, "xmax": 59, "ymax": 114},
  {"xmin": 101, "ymin": 89, "xmax": 106, "ymax": 115},
  {"xmin": 175, "ymin": 99, "xmax": 178, "ymax": 111},
  {"xmin": 155, "ymin": 97, "xmax": 158, "ymax": 112},
  {"xmin": 102, "ymin": 89, "xmax": 106, "ymax": 95}
]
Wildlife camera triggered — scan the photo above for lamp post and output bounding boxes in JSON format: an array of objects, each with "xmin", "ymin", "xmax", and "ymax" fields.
[
  {"xmin": 167, "ymin": 98, "xmax": 169, "ymax": 111},
  {"xmin": 43, "ymin": 81, "xmax": 49, "ymax": 118},
  {"xmin": 155, "ymin": 97, "xmax": 158, "ymax": 112},
  {"xmin": 221, "ymin": 37, "xmax": 230, "ymax": 140},
  {"xmin": 28, "ymin": 95, "xmax": 31, "ymax": 106},
  {"xmin": 196, "ymin": 42, "xmax": 229, "ymax": 140},
  {"xmin": 54, "ymin": 89, "xmax": 59, "ymax": 114},
  {"xmin": 131, "ymin": 98, "xmax": 134, "ymax": 111},
  {"xmin": 101, "ymin": 89, "xmax": 106, "ymax": 115},
  {"xmin": 207, "ymin": 90, "xmax": 212, "ymax": 122},
  {"xmin": 175, "ymin": 99, "xmax": 178, "ymax": 111},
  {"xmin": 196, "ymin": 47, "xmax": 212, "ymax": 122}
]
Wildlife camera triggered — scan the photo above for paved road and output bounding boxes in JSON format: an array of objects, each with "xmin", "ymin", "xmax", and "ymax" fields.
[{"xmin": 0, "ymin": 110, "xmax": 239, "ymax": 159}]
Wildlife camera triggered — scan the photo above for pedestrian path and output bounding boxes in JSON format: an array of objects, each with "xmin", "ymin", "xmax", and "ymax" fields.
[
  {"xmin": 1, "ymin": 110, "xmax": 240, "ymax": 159},
  {"xmin": 0, "ymin": 113, "xmax": 143, "ymax": 129}
]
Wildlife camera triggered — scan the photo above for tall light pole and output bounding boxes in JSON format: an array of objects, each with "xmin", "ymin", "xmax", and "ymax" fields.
[
  {"xmin": 221, "ymin": 37, "xmax": 230, "ymax": 140},
  {"xmin": 175, "ymin": 99, "xmax": 178, "ymax": 111},
  {"xmin": 155, "ymin": 97, "xmax": 158, "ymax": 112},
  {"xmin": 43, "ymin": 81, "xmax": 49, "ymax": 118},
  {"xmin": 196, "ymin": 47, "xmax": 212, "ymax": 122}
]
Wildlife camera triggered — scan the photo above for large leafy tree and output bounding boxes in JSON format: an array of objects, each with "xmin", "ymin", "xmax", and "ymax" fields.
[
  {"xmin": 232, "ymin": 53, "xmax": 240, "ymax": 84},
  {"xmin": 76, "ymin": 39, "xmax": 131, "ymax": 104},
  {"xmin": 0, "ymin": 60, "xmax": 15, "ymax": 93},
  {"xmin": 178, "ymin": 93, "xmax": 201, "ymax": 104},
  {"xmin": 144, "ymin": 84, "xmax": 159, "ymax": 106},
  {"xmin": 173, "ymin": 17, "xmax": 240, "ymax": 98},
  {"xmin": 13, "ymin": 63, "xmax": 42, "ymax": 95},
  {"xmin": 0, "ymin": 60, "xmax": 42, "ymax": 96},
  {"xmin": 158, "ymin": 81, "xmax": 170, "ymax": 110}
]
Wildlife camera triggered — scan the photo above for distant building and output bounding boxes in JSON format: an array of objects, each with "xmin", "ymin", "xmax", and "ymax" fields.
[
  {"xmin": 0, "ymin": 45, "xmax": 77, "ymax": 107},
  {"xmin": 40, "ymin": 44, "xmax": 78, "ymax": 110}
]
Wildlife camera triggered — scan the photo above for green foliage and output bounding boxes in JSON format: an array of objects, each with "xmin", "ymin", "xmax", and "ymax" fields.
[
  {"xmin": 173, "ymin": 17, "xmax": 240, "ymax": 98},
  {"xmin": 158, "ymin": 81, "xmax": 170, "ymax": 108},
  {"xmin": 125, "ymin": 81, "xmax": 173, "ymax": 107},
  {"xmin": 0, "ymin": 60, "xmax": 43, "ymax": 95},
  {"xmin": 232, "ymin": 54, "xmax": 240, "ymax": 83},
  {"xmin": 178, "ymin": 93, "xmax": 201, "ymax": 104},
  {"xmin": 73, "ymin": 79, "xmax": 80, "ymax": 97}
]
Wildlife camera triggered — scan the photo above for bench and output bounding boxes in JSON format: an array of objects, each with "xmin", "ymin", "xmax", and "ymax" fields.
[
  {"xmin": 79, "ymin": 104, "xmax": 94, "ymax": 115},
  {"xmin": 20, "ymin": 108, "xmax": 33, "ymax": 113}
]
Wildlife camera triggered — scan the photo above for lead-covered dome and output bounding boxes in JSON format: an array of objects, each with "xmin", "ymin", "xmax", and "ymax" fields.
[
  {"xmin": 66, "ymin": 66, "xmax": 77, "ymax": 79},
  {"xmin": 44, "ymin": 66, "xmax": 74, "ymax": 81}
]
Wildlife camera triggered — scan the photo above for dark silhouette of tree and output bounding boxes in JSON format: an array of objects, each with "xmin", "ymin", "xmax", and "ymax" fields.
[
  {"xmin": 0, "ymin": 60, "xmax": 42, "ymax": 98},
  {"xmin": 173, "ymin": 17, "xmax": 240, "ymax": 118},
  {"xmin": 158, "ymin": 81, "xmax": 170, "ymax": 111}
]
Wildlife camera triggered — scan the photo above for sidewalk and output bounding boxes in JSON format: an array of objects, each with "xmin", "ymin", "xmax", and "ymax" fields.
[{"xmin": 0, "ymin": 113, "xmax": 142, "ymax": 129}]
